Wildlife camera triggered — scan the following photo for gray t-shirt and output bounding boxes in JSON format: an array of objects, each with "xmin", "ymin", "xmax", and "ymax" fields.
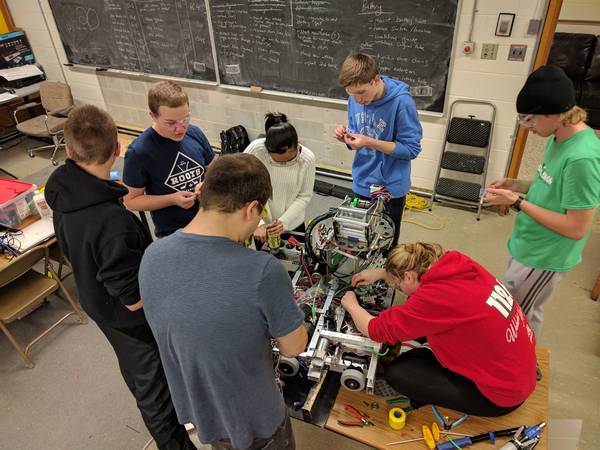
[{"xmin": 140, "ymin": 231, "xmax": 304, "ymax": 449}]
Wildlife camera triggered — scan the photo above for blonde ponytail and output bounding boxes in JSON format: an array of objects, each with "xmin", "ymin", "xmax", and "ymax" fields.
[
  {"xmin": 385, "ymin": 242, "xmax": 444, "ymax": 280},
  {"xmin": 561, "ymin": 105, "xmax": 587, "ymax": 125}
]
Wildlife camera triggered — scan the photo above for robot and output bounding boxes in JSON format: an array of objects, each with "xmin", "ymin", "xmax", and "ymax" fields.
[{"xmin": 270, "ymin": 195, "xmax": 396, "ymax": 394}]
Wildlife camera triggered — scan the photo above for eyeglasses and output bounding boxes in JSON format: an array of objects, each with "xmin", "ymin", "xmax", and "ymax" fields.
[
  {"xmin": 159, "ymin": 115, "xmax": 191, "ymax": 129},
  {"xmin": 517, "ymin": 114, "xmax": 537, "ymax": 128},
  {"xmin": 269, "ymin": 145, "xmax": 301, "ymax": 164},
  {"xmin": 257, "ymin": 202, "xmax": 268, "ymax": 221}
]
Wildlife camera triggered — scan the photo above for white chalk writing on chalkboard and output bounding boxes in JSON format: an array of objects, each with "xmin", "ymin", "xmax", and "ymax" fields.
[
  {"xmin": 211, "ymin": 0, "xmax": 457, "ymax": 112},
  {"xmin": 48, "ymin": 0, "xmax": 217, "ymax": 81},
  {"xmin": 225, "ymin": 64, "xmax": 241, "ymax": 75}
]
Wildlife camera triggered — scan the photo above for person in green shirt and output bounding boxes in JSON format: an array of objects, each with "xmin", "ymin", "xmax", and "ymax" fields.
[{"xmin": 485, "ymin": 65, "xmax": 600, "ymax": 338}]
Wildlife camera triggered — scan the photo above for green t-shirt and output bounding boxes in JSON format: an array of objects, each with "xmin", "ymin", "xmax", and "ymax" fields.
[{"xmin": 508, "ymin": 127, "xmax": 600, "ymax": 271}]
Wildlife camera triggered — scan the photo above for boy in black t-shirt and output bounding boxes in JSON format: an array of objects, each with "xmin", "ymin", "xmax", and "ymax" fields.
[{"xmin": 123, "ymin": 80, "xmax": 214, "ymax": 237}]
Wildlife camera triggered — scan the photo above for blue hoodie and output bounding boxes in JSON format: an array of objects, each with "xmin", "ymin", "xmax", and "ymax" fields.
[{"xmin": 348, "ymin": 76, "xmax": 422, "ymax": 198}]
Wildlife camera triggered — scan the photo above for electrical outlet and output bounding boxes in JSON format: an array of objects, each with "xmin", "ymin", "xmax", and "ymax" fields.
[
  {"xmin": 481, "ymin": 43, "xmax": 498, "ymax": 60},
  {"xmin": 508, "ymin": 44, "xmax": 527, "ymax": 61}
]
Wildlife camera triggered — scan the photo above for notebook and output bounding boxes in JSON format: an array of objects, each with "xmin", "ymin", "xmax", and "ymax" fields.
[{"xmin": 15, "ymin": 217, "xmax": 54, "ymax": 253}]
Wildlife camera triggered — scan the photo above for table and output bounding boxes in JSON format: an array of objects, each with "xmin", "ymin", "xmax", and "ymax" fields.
[{"xmin": 325, "ymin": 347, "xmax": 550, "ymax": 450}]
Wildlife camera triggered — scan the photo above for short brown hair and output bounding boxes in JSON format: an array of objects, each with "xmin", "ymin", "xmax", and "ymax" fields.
[
  {"xmin": 148, "ymin": 81, "xmax": 189, "ymax": 114},
  {"xmin": 199, "ymin": 154, "xmax": 272, "ymax": 213},
  {"xmin": 64, "ymin": 105, "xmax": 118, "ymax": 165},
  {"xmin": 385, "ymin": 242, "xmax": 444, "ymax": 280},
  {"xmin": 338, "ymin": 53, "xmax": 379, "ymax": 87}
]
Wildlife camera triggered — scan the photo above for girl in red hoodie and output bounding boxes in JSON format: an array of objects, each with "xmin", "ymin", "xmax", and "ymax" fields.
[{"xmin": 342, "ymin": 242, "xmax": 537, "ymax": 416}]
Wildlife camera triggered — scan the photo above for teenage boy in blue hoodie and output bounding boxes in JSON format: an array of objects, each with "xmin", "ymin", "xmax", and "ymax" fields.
[{"xmin": 335, "ymin": 53, "xmax": 422, "ymax": 243}]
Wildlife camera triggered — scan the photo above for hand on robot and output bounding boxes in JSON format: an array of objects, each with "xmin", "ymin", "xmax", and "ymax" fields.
[
  {"xmin": 341, "ymin": 291, "xmax": 360, "ymax": 311},
  {"xmin": 267, "ymin": 219, "xmax": 284, "ymax": 236},
  {"xmin": 253, "ymin": 224, "xmax": 268, "ymax": 242},
  {"xmin": 352, "ymin": 268, "xmax": 387, "ymax": 287}
]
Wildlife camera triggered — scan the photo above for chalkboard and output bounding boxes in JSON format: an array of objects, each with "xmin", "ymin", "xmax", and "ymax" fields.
[
  {"xmin": 48, "ymin": 0, "xmax": 216, "ymax": 82},
  {"xmin": 210, "ymin": 0, "xmax": 458, "ymax": 112}
]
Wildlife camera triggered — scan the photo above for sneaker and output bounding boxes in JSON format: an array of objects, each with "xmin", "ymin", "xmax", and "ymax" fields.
[
  {"xmin": 399, "ymin": 339, "xmax": 431, "ymax": 354},
  {"xmin": 374, "ymin": 377, "xmax": 403, "ymax": 397}
]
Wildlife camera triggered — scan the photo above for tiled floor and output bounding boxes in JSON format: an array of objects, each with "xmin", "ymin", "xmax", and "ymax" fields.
[{"xmin": 0, "ymin": 137, "xmax": 598, "ymax": 449}]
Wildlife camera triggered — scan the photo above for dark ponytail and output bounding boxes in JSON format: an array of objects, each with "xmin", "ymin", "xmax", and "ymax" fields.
[
  {"xmin": 264, "ymin": 112, "xmax": 298, "ymax": 154},
  {"xmin": 265, "ymin": 112, "xmax": 287, "ymax": 133}
]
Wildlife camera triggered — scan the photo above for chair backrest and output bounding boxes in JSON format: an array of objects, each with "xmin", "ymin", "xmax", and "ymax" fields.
[
  {"xmin": 0, "ymin": 246, "xmax": 46, "ymax": 288},
  {"xmin": 39, "ymin": 81, "xmax": 73, "ymax": 113}
]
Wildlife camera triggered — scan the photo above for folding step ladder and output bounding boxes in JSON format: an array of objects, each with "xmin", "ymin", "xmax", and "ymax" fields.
[{"xmin": 430, "ymin": 100, "xmax": 496, "ymax": 220}]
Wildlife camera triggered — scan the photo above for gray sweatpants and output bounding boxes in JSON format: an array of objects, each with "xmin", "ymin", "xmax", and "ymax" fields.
[{"xmin": 503, "ymin": 257, "xmax": 567, "ymax": 338}]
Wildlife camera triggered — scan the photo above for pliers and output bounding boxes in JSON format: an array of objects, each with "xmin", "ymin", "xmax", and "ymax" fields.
[
  {"xmin": 431, "ymin": 405, "xmax": 469, "ymax": 430},
  {"xmin": 337, "ymin": 403, "xmax": 374, "ymax": 427}
]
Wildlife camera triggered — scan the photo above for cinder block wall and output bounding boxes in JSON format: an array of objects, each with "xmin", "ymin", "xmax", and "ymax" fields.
[{"xmin": 9, "ymin": 0, "xmax": 545, "ymax": 190}]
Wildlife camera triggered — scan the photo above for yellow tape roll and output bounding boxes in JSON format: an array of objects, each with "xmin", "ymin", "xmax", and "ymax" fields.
[{"xmin": 388, "ymin": 407, "xmax": 406, "ymax": 430}]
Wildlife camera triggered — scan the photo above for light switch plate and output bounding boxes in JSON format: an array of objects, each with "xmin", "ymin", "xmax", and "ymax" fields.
[
  {"xmin": 528, "ymin": 19, "xmax": 542, "ymax": 35},
  {"xmin": 481, "ymin": 43, "xmax": 499, "ymax": 60},
  {"xmin": 508, "ymin": 44, "xmax": 527, "ymax": 61}
]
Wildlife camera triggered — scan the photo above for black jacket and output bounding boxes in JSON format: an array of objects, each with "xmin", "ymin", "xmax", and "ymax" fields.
[{"xmin": 46, "ymin": 159, "xmax": 152, "ymax": 328}]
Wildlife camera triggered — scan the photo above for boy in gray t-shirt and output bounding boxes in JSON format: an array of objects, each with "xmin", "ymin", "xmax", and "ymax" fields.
[{"xmin": 140, "ymin": 154, "xmax": 307, "ymax": 449}]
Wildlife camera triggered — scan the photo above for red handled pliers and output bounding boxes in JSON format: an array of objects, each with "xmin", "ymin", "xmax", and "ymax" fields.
[{"xmin": 337, "ymin": 403, "xmax": 374, "ymax": 427}]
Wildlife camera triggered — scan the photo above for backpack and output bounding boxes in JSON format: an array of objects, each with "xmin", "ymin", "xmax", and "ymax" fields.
[{"xmin": 220, "ymin": 125, "xmax": 250, "ymax": 154}]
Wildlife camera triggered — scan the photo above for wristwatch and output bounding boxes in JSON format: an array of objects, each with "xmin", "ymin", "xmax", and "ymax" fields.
[{"xmin": 511, "ymin": 196, "xmax": 523, "ymax": 212}]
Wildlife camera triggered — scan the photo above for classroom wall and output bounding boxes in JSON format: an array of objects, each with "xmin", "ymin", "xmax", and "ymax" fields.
[
  {"xmin": 7, "ymin": 0, "xmax": 545, "ymax": 191},
  {"xmin": 556, "ymin": 0, "xmax": 600, "ymax": 34},
  {"xmin": 5, "ymin": 0, "xmax": 104, "ymax": 105}
]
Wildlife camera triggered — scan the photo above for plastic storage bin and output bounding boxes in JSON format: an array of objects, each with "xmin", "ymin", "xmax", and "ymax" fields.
[{"xmin": 0, "ymin": 178, "xmax": 38, "ymax": 229}]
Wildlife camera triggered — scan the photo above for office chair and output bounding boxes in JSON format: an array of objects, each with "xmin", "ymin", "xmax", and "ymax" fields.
[
  {"xmin": 12, "ymin": 81, "xmax": 74, "ymax": 166},
  {"xmin": 0, "ymin": 245, "xmax": 87, "ymax": 368}
]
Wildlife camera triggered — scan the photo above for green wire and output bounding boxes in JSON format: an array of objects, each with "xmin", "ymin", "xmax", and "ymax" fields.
[
  {"xmin": 334, "ymin": 285, "xmax": 351, "ymax": 297},
  {"xmin": 447, "ymin": 438, "xmax": 463, "ymax": 450},
  {"xmin": 371, "ymin": 347, "xmax": 389, "ymax": 356}
]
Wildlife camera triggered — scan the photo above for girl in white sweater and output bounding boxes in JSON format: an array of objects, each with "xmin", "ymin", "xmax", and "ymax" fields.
[{"xmin": 244, "ymin": 113, "xmax": 316, "ymax": 243}]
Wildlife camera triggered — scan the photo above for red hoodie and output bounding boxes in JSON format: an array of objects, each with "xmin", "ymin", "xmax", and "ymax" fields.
[{"xmin": 368, "ymin": 251, "xmax": 537, "ymax": 407}]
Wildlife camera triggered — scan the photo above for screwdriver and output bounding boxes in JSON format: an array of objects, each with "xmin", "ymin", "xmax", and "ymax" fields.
[{"xmin": 435, "ymin": 427, "xmax": 520, "ymax": 450}]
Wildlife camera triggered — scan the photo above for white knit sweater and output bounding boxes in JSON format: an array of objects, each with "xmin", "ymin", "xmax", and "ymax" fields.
[{"xmin": 244, "ymin": 138, "xmax": 316, "ymax": 231}]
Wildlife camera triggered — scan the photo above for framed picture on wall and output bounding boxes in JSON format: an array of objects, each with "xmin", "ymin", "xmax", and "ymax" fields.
[{"xmin": 495, "ymin": 13, "xmax": 515, "ymax": 37}]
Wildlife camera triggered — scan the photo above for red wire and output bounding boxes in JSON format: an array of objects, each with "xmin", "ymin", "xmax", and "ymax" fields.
[{"xmin": 300, "ymin": 249, "xmax": 313, "ymax": 286}]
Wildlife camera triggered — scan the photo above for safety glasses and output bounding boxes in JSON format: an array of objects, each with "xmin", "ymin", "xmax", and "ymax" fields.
[
  {"xmin": 257, "ymin": 203, "xmax": 268, "ymax": 221},
  {"xmin": 517, "ymin": 114, "xmax": 537, "ymax": 128}
]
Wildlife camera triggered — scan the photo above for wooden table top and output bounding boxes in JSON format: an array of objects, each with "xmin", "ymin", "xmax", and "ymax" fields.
[{"xmin": 325, "ymin": 347, "xmax": 550, "ymax": 450}]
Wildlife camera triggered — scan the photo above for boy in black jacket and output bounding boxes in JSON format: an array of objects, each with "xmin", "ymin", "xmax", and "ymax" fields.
[{"xmin": 45, "ymin": 105, "xmax": 195, "ymax": 450}]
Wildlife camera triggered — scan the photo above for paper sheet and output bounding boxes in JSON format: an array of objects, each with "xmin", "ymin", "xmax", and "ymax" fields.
[
  {"xmin": 0, "ymin": 64, "xmax": 43, "ymax": 81},
  {"xmin": 0, "ymin": 92, "xmax": 17, "ymax": 102}
]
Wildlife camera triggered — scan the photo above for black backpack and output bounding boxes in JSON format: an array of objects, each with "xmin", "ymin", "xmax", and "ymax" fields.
[{"xmin": 220, "ymin": 125, "xmax": 250, "ymax": 154}]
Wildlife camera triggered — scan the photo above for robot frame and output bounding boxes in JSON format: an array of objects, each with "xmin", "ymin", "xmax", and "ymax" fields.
[{"xmin": 267, "ymin": 194, "xmax": 396, "ymax": 395}]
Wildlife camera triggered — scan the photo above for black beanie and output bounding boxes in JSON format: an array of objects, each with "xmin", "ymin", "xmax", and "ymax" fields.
[{"xmin": 516, "ymin": 65, "xmax": 576, "ymax": 114}]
